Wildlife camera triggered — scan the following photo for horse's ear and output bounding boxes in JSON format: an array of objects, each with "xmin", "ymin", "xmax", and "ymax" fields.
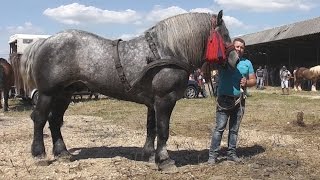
[{"xmin": 217, "ymin": 10, "xmax": 223, "ymax": 25}]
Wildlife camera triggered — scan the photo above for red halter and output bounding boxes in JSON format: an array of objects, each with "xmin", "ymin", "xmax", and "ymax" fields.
[{"xmin": 205, "ymin": 17, "xmax": 233, "ymax": 64}]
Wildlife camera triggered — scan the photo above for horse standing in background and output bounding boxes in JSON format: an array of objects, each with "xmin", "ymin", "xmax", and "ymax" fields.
[
  {"xmin": 21, "ymin": 11, "xmax": 238, "ymax": 171},
  {"xmin": 0, "ymin": 58, "xmax": 14, "ymax": 111},
  {"xmin": 294, "ymin": 65, "xmax": 320, "ymax": 91}
]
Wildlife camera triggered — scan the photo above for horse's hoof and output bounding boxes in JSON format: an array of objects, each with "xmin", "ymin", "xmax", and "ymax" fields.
[
  {"xmin": 158, "ymin": 159, "xmax": 178, "ymax": 173},
  {"xmin": 33, "ymin": 153, "xmax": 46, "ymax": 159},
  {"xmin": 32, "ymin": 151, "xmax": 46, "ymax": 159},
  {"xmin": 142, "ymin": 151, "xmax": 155, "ymax": 163},
  {"xmin": 54, "ymin": 151, "xmax": 73, "ymax": 162},
  {"xmin": 34, "ymin": 159, "xmax": 51, "ymax": 166},
  {"xmin": 33, "ymin": 154, "xmax": 50, "ymax": 166},
  {"xmin": 148, "ymin": 154, "xmax": 155, "ymax": 163}
]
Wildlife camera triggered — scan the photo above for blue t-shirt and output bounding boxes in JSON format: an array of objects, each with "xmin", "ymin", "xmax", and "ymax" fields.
[{"xmin": 217, "ymin": 58, "xmax": 254, "ymax": 96}]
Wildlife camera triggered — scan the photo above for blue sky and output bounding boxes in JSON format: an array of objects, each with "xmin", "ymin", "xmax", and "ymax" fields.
[{"xmin": 0, "ymin": 0, "xmax": 319, "ymax": 58}]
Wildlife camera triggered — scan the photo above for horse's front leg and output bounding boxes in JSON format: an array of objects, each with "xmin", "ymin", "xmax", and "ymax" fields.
[
  {"xmin": 311, "ymin": 81, "xmax": 317, "ymax": 91},
  {"xmin": 30, "ymin": 94, "xmax": 52, "ymax": 158},
  {"xmin": 143, "ymin": 107, "xmax": 156, "ymax": 162},
  {"xmin": 154, "ymin": 93, "xmax": 177, "ymax": 171}
]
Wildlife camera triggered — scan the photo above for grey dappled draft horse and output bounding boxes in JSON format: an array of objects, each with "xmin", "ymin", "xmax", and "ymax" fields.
[{"xmin": 25, "ymin": 11, "xmax": 237, "ymax": 171}]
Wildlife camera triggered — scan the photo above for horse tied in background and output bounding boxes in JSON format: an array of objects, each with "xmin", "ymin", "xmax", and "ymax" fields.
[
  {"xmin": 21, "ymin": 10, "xmax": 237, "ymax": 171},
  {"xmin": 294, "ymin": 65, "xmax": 320, "ymax": 91},
  {"xmin": 0, "ymin": 58, "xmax": 14, "ymax": 111}
]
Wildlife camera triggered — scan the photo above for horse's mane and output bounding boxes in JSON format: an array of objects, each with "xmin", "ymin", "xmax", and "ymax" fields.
[
  {"xmin": 149, "ymin": 12, "xmax": 230, "ymax": 68},
  {"xmin": 20, "ymin": 39, "xmax": 47, "ymax": 90},
  {"xmin": 309, "ymin": 65, "xmax": 320, "ymax": 76}
]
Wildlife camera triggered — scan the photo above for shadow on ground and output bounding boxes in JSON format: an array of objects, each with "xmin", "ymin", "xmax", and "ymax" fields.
[{"xmin": 69, "ymin": 144, "xmax": 265, "ymax": 167}]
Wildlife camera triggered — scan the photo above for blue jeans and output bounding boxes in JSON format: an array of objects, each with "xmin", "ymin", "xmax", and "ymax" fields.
[{"xmin": 209, "ymin": 96, "xmax": 245, "ymax": 158}]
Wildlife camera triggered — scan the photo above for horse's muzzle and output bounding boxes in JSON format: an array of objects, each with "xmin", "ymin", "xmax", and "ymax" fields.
[{"xmin": 227, "ymin": 50, "xmax": 239, "ymax": 69}]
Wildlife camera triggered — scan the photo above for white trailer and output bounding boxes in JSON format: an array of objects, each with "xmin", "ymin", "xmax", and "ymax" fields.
[{"xmin": 9, "ymin": 34, "xmax": 50, "ymax": 104}]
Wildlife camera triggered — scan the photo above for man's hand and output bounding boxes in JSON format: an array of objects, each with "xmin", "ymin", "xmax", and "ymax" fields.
[{"xmin": 240, "ymin": 77, "xmax": 247, "ymax": 87}]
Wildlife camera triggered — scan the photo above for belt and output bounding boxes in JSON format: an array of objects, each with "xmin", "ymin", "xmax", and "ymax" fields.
[{"xmin": 219, "ymin": 95, "xmax": 241, "ymax": 100}]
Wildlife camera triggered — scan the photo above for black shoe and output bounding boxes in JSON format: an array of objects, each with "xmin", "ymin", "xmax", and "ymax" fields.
[{"xmin": 227, "ymin": 154, "xmax": 242, "ymax": 163}]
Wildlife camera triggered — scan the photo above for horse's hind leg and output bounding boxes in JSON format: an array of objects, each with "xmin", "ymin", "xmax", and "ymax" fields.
[
  {"xmin": 154, "ymin": 94, "xmax": 177, "ymax": 171},
  {"xmin": 143, "ymin": 107, "xmax": 156, "ymax": 162},
  {"xmin": 3, "ymin": 88, "xmax": 9, "ymax": 111},
  {"xmin": 48, "ymin": 94, "xmax": 72, "ymax": 160},
  {"xmin": 0, "ymin": 91, "xmax": 3, "ymax": 109},
  {"xmin": 31, "ymin": 93, "xmax": 52, "ymax": 158}
]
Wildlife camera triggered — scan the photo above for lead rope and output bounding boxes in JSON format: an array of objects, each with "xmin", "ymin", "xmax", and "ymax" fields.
[{"xmin": 215, "ymin": 86, "xmax": 246, "ymax": 112}]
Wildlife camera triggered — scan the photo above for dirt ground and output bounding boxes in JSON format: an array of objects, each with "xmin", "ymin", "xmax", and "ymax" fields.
[{"xmin": 1, "ymin": 92, "xmax": 320, "ymax": 179}]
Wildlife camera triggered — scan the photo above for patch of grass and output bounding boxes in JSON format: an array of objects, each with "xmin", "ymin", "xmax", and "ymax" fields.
[
  {"xmin": 8, "ymin": 88, "xmax": 320, "ymax": 139},
  {"xmin": 3, "ymin": 87, "xmax": 320, "ymax": 179}
]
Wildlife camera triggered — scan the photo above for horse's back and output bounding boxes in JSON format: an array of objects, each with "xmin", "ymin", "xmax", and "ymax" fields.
[
  {"xmin": 309, "ymin": 65, "xmax": 320, "ymax": 76},
  {"xmin": 32, "ymin": 30, "xmax": 119, "ymax": 94}
]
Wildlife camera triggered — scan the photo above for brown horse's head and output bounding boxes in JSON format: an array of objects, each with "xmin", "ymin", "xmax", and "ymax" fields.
[{"xmin": 0, "ymin": 58, "xmax": 14, "ymax": 87}]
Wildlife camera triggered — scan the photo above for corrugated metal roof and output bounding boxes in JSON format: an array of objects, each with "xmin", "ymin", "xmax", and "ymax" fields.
[{"xmin": 236, "ymin": 16, "xmax": 320, "ymax": 46}]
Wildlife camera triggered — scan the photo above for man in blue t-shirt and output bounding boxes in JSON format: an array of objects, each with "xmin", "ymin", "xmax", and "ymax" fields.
[{"xmin": 208, "ymin": 38, "xmax": 256, "ymax": 164}]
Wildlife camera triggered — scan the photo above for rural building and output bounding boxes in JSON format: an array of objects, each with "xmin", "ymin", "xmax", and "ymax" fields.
[
  {"xmin": 236, "ymin": 16, "xmax": 320, "ymax": 87},
  {"xmin": 237, "ymin": 17, "xmax": 320, "ymax": 68}
]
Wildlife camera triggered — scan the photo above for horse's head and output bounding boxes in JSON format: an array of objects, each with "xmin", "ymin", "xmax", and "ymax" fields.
[
  {"xmin": 214, "ymin": 10, "xmax": 239, "ymax": 69},
  {"xmin": 149, "ymin": 11, "xmax": 238, "ymax": 70}
]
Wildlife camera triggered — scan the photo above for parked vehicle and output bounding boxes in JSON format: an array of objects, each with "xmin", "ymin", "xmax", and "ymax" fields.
[{"xmin": 184, "ymin": 80, "xmax": 201, "ymax": 99}]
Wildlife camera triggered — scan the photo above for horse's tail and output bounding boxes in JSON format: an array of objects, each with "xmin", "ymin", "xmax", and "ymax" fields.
[{"xmin": 20, "ymin": 39, "xmax": 46, "ymax": 94}]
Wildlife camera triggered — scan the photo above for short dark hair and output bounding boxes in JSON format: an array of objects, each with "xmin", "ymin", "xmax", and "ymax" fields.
[{"xmin": 233, "ymin": 38, "xmax": 246, "ymax": 46}]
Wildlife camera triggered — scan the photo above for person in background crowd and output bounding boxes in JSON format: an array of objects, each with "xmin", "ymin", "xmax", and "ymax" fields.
[
  {"xmin": 263, "ymin": 65, "xmax": 269, "ymax": 86},
  {"xmin": 256, "ymin": 66, "xmax": 264, "ymax": 89},
  {"xmin": 208, "ymin": 38, "xmax": 256, "ymax": 164},
  {"xmin": 197, "ymin": 71, "xmax": 207, "ymax": 98},
  {"xmin": 211, "ymin": 70, "xmax": 219, "ymax": 97},
  {"xmin": 279, "ymin": 66, "xmax": 291, "ymax": 95}
]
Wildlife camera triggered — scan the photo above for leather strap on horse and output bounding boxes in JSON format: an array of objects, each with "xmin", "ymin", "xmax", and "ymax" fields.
[
  {"xmin": 130, "ymin": 58, "xmax": 191, "ymax": 88},
  {"xmin": 112, "ymin": 39, "xmax": 132, "ymax": 92},
  {"xmin": 144, "ymin": 31, "xmax": 190, "ymax": 73},
  {"xmin": 145, "ymin": 31, "xmax": 161, "ymax": 61}
]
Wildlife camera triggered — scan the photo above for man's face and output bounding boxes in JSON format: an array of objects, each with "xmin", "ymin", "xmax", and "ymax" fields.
[{"xmin": 234, "ymin": 40, "xmax": 245, "ymax": 58}]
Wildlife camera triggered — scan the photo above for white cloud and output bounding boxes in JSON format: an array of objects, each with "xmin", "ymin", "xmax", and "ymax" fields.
[
  {"xmin": 118, "ymin": 33, "xmax": 140, "ymax": 40},
  {"xmin": 6, "ymin": 22, "xmax": 44, "ymax": 34},
  {"xmin": 190, "ymin": 8, "xmax": 214, "ymax": 13},
  {"xmin": 43, "ymin": 3, "xmax": 141, "ymax": 25},
  {"xmin": 223, "ymin": 16, "xmax": 245, "ymax": 28},
  {"xmin": 214, "ymin": 0, "xmax": 313, "ymax": 12},
  {"xmin": 146, "ymin": 5, "xmax": 188, "ymax": 22}
]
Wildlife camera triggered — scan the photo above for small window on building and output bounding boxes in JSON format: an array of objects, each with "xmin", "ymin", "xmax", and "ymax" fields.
[{"xmin": 23, "ymin": 39, "xmax": 33, "ymax": 44}]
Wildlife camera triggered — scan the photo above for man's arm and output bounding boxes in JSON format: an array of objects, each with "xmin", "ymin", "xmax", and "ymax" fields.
[{"xmin": 241, "ymin": 73, "xmax": 256, "ymax": 88}]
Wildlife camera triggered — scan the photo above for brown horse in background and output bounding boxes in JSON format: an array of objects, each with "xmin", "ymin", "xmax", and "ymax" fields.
[
  {"xmin": 294, "ymin": 65, "xmax": 320, "ymax": 91},
  {"xmin": 0, "ymin": 58, "xmax": 14, "ymax": 111}
]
